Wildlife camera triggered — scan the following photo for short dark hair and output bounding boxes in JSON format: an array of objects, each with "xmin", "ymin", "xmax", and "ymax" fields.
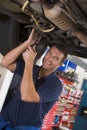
[{"xmin": 50, "ymin": 38, "xmax": 68, "ymax": 63}]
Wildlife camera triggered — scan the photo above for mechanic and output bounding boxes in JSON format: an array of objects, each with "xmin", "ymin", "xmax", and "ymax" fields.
[{"xmin": 0, "ymin": 29, "xmax": 68, "ymax": 130}]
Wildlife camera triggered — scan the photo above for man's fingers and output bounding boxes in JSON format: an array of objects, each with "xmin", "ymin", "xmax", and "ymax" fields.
[
  {"xmin": 27, "ymin": 28, "xmax": 39, "ymax": 46},
  {"xmin": 27, "ymin": 46, "xmax": 37, "ymax": 54},
  {"xmin": 29, "ymin": 28, "xmax": 38, "ymax": 39}
]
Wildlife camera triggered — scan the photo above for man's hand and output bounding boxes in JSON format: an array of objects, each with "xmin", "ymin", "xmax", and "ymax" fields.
[
  {"xmin": 22, "ymin": 46, "xmax": 37, "ymax": 66},
  {"xmin": 26, "ymin": 28, "xmax": 39, "ymax": 46}
]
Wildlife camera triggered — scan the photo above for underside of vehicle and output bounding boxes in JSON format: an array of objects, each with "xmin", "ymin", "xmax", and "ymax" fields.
[{"xmin": 0, "ymin": 0, "xmax": 87, "ymax": 59}]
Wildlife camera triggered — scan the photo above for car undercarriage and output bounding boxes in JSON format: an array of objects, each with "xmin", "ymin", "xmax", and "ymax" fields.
[{"xmin": 0, "ymin": 0, "xmax": 87, "ymax": 59}]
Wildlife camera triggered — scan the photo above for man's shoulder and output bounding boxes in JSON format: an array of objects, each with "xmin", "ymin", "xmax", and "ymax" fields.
[{"xmin": 50, "ymin": 72, "xmax": 62, "ymax": 84}]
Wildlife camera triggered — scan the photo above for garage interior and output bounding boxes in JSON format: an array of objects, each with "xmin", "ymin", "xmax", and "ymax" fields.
[{"xmin": 0, "ymin": 1, "xmax": 87, "ymax": 130}]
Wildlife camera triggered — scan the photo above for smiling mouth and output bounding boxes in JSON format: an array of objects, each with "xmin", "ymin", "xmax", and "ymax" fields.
[{"xmin": 44, "ymin": 59, "xmax": 52, "ymax": 66}]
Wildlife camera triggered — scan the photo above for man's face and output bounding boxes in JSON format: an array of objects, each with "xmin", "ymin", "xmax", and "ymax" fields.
[{"xmin": 42, "ymin": 46, "xmax": 64, "ymax": 71}]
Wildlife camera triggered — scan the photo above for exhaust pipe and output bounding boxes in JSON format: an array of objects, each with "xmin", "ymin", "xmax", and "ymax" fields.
[
  {"xmin": 43, "ymin": 4, "xmax": 77, "ymax": 31},
  {"xmin": 43, "ymin": 3, "xmax": 87, "ymax": 45}
]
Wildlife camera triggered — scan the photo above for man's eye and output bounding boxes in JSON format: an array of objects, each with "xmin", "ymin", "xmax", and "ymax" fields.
[{"xmin": 54, "ymin": 57, "xmax": 59, "ymax": 60}]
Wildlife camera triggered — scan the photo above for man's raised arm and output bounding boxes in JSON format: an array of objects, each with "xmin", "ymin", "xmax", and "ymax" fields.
[{"xmin": 1, "ymin": 29, "xmax": 38, "ymax": 72}]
